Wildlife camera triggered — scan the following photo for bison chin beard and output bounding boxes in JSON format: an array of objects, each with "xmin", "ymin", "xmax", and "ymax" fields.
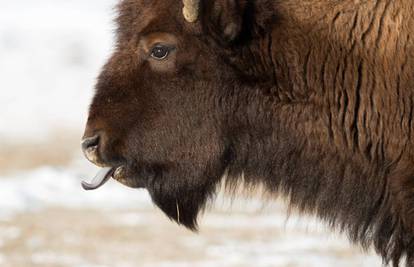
[{"xmin": 147, "ymin": 178, "xmax": 218, "ymax": 231}]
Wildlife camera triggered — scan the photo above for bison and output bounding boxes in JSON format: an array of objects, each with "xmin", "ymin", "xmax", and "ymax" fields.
[{"xmin": 81, "ymin": 0, "xmax": 414, "ymax": 266}]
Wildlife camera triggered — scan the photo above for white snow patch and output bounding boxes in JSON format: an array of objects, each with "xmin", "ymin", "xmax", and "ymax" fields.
[{"xmin": 0, "ymin": 166, "xmax": 152, "ymax": 219}]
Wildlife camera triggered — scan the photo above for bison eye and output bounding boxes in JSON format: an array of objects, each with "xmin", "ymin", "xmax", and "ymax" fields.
[{"xmin": 150, "ymin": 44, "xmax": 171, "ymax": 60}]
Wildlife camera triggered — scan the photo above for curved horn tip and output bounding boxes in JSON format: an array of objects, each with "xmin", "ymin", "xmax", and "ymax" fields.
[
  {"xmin": 183, "ymin": 9, "xmax": 198, "ymax": 23},
  {"xmin": 182, "ymin": 0, "xmax": 200, "ymax": 23}
]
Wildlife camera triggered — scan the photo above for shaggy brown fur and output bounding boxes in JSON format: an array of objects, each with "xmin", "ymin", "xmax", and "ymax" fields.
[{"xmin": 83, "ymin": 0, "xmax": 414, "ymax": 266}]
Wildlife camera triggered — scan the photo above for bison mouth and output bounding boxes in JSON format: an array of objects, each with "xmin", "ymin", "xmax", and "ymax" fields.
[{"xmin": 82, "ymin": 166, "xmax": 142, "ymax": 190}]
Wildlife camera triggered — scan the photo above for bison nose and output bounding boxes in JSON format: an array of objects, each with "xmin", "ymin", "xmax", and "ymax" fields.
[
  {"xmin": 81, "ymin": 134, "xmax": 104, "ymax": 166},
  {"xmin": 82, "ymin": 134, "xmax": 100, "ymax": 151}
]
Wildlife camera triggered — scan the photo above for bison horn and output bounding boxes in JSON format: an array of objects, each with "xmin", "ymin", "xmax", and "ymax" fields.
[{"xmin": 183, "ymin": 0, "xmax": 200, "ymax": 23}]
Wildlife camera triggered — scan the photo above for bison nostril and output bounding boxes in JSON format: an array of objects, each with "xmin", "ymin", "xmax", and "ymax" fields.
[
  {"xmin": 82, "ymin": 134, "xmax": 105, "ymax": 166},
  {"xmin": 81, "ymin": 134, "xmax": 100, "ymax": 151}
]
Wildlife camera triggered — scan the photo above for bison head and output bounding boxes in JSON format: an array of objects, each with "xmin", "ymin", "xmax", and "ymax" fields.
[{"xmin": 82, "ymin": 0, "xmax": 274, "ymax": 230}]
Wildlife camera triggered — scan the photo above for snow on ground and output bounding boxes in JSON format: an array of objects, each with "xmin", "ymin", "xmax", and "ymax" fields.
[
  {"xmin": 0, "ymin": 1, "xmax": 385, "ymax": 266},
  {"xmin": 0, "ymin": 165, "xmax": 383, "ymax": 267},
  {"xmin": 0, "ymin": 165, "xmax": 151, "ymax": 219}
]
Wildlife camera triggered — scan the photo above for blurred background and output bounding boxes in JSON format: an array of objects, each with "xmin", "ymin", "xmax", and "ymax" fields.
[{"xmin": 0, "ymin": 1, "xmax": 383, "ymax": 266}]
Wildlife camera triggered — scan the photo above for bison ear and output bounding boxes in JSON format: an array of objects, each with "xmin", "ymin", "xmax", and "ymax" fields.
[
  {"xmin": 202, "ymin": 0, "xmax": 248, "ymax": 43},
  {"xmin": 202, "ymin": 0, "xmax": 276, "ymax": 45}
]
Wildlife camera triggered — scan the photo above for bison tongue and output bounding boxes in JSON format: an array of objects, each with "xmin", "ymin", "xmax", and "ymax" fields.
[{"xmin": 82, "ymin": 167, "xmax": 115, "ymax": 191}]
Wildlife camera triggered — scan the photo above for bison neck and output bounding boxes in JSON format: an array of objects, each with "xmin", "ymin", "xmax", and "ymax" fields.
[
  {"xmin": 225, "ymin": 94, "xmax": 384, "ymax": 226},
  {"xmin": 220, "ymin": 85, "xmax": 408, "ymax": 263},
  {"xmin": 219, "ymin": 0, "xmax": 414, "ymax": 264}
]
